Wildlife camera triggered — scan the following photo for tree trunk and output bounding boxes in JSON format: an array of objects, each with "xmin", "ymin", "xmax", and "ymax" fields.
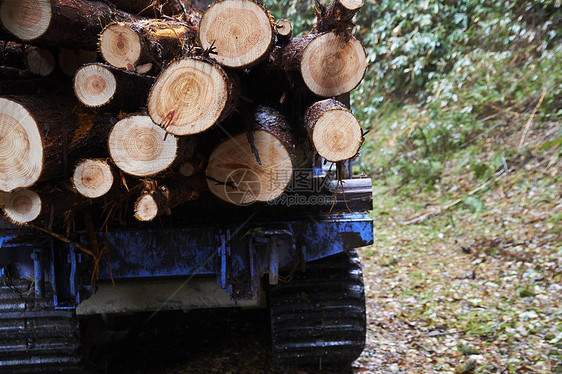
[
  {"xmin": 134, "ymin": 175, "xmax": 205, "ymax": 221},
  {"xmin": 269, "ymin": 31, "xmax": 367, "ymax": 97},
  {"xmin": 73, "ymin": 62, "xmax": 155, "ymax": 110},
  {"xmin": 147, "ymin": 57, "xmax": 239, "ymax": 135},
  {"xmin": 99, "ymin": 17, "xmax": 199, "ymax": 72},
  {"xmin": 198, "ymin": 0, "xmax": 274, "ymax": 68},
  {"xmin": 58, "ymin": 48, "xmax": 97, "ymax": 77},
  {"xmin": 108, "ymin": 114, "xmax": 178, "ymax": 177},
  {"xmin": 312, "ymin": 0, "xmax": 363, "ymax": 34},
  {"xmin": 205, "ymin": 105, "xmax": 310, "ymax": 205},
  {"xmin": 304, "ymin": 98, "xmax": 363, "ymax": 162},
  {"xmin": 72, "ymin": 158, "xmax": 114, "ymax": 198},
  {"xmin": 0, "ymin": 0, "xmax": 135, "ymax": 50},
  {"xmin": 0, "ymin": 96, "xmax": 114, "ymax": 192}
]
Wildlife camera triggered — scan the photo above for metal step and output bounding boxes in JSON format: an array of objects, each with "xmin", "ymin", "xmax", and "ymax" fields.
[{"xmin": 270, "ymin": 249, "xmax": 366, "ymax": 367}]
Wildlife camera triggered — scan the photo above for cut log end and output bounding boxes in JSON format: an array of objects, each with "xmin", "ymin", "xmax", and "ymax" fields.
[
  {"xmin": 0, "ymin": 0, "xmax": 52, "ymax": 41},
  {"xmin": 301, "ymin": 32, "xmax": 367, "ymax": 97},
  {"xmin": 148, "ymin": 58, "xmax": 229, "ymax": 135},
  {"xmin": 2, "ymin": 188, "xmax": 41, "ymax": 224},
  {"xmin": 74, "ymin": 64, "xmax": 117, "ymax": 107},
  {"xmin": 99, "ymin": 23, "xmax": 142, "ymax": 70},
  {"xmin": 312, "ymin": 109, "xmax": 362, "ymax": 162},
  {"xmin": 108, "ymin": 115, "xmax": 177, "ymax": 177},
  {"xmin": 26, "ymin": 48, "xmax": 56, "ymax": 76},
  {"xmin": 205, "ymin": 130, "xmax": 292, "ymax": 205},
  {"xmin": 199, "ymin": 0, "xmax": 273, "ymax": 68},
  {"xmin": 0, "ymin": 98, "xmax": 43, "ymax": 192},
  {"xmin": 275, "ymin": 19, "xmax": 292, "ymax": 37},
  {"xmin": 134, "ymin": 194, "xmax": 158, "ymax": 222},
  {"xmin": 339, "ymin": 0, "xmax": 364, "ymax": 10},
  {"xmin": 73, "ymin": 159, "xmax": 114, "ymax": 198}
]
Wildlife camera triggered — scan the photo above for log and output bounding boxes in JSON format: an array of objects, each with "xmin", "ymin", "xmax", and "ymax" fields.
[
  {"xmin": 72, "ymin": 158, "xmax": 114, "ymax": 198},
  {"xmin": 0, "ymin": 188, "xmax": 41, "ymax": 224},
  {"xmin": 198, "ymin": 0, "xmax": 274, "ymax": 68},
  {"xmin": 104, "ymin": 0, "xmax": 201, "ymax": 18},
  {"xmin": 0, "ymin": 42, "xmax": 55, "ymax": 76},
  {"xmin": 0, "ymin": 0, "xmax": 134, "ymax": 49},
  {"xmin": 270, "ymin": 31, "xmax": 367, "ymax": 97},
  {"xmin": 108, "ymin": 115, "xmax": 178, "ymax": 177},
  {"xmin": 205, "ymin": 105, "xmax": 310, "ymax": 205},
  {"xmin": 274, "ymin": 19, "xmax": 292, "ymax": 42},
  {"xmin": 304, "ymin": 99, "xmax": 363, "ymax": 162},
  {"xmin": 73, "ymin": 63, "xmax": 154, "ymax": 110},
  {"xmin": 99, "ymin": 17, "xmax": 199, "ymax": 72},
  {"xmin": 147, "ymin": 57, "xmax": 238, "ymax": 135},
  {"xmin": 58, "ymin": 48, "xmax": 97, "ymax": 77},
  {"xmin": 312, "ymin": 0, "xmax": 363, "ymax": 34},
  {"xmin": 134, "ymin": 175, "xmax": 205, "ymax": 221},
  {"xmin": 0, "ymin": 96, "xmax": 112, "ymax": 192}
]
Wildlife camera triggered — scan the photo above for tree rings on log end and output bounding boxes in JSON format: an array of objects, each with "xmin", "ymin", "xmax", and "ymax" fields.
[
  {"xmin": 148, "ymin": 58, "xmax": 229, "ymax": 136},
  {"xmin": 74, "ymin": 64, "xmax": 117, "ymax": 107},
  {"xmin": 301, "ymin": 32, "xmax": 367, "ymax": 97},
  {"xmin": 99, "ymin": 22, "xmax": 142, "ymax": 70},
  {"xmin": 339, "ymin": 0, "xmax": 364, "ymax": 10},
  {"xmin": 0, "ymin": 98, "xmax": 43, "ymax": 192},
  {"xmin": 199, "ymin": 0, "xmax": 273, "ymax": 68},
  {"xmin": 73, "ymin": 159, "xmax": 114, "ymax": 198},
  {"xmin": 0, "ymin": 0, "xmax": 52, "ymax": 41},
  {"xmin": 134, "ymin": 194, "xmax": 157, "ymax": 222},
  {"xmin": 109, "ymin": 115, "xmax": 177, "ymax": 177},
  {"xmin": 2, "ymin": 188, "xmax": 41, "ymax": 224},
  {"xmin": 205, "ymin": 131, "xmax": 292, "ymax": 205}
]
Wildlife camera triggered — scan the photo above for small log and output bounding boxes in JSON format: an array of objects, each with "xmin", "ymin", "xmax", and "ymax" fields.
[
  {"xmin": 205, "ymin": 105, "xmax": 310, "ymax": 205},
  {"xmin": 99, "ymin": 17, "xmax": 199, "ymax": 72},
  {"xmin": 312, "ymin": 0, "xmax": 363, "ymax": 34},
  {"xmin": 26, "ymin": 47, "xmax": 56, "ymax": 76},
  {"xmin": 73, "ymin": 63, "xmax": 154, "ymax": 110},
  {"xmin": 147, "ymin": 57, "xmax": 238, "ymax": 135},
  {"xmin": 134, "ymin": 175, "xmax": 205, "ymax": 221},
  {"xmin": 0, "ymin": 0, "xmax": 134, "ymax": 49},
  {"xmin": 108, "ymin": 115, "xmax": 178, "ymax": 177},
  {"xmin": 58, "ymin": 48, "xmax": 97, "ymax": 77},
  {"xmin": 72, "ymin": 158, "xmax": 114, "ymax": 198},
  {"xmin": 1, "ymin": 188, "xmax": 41, "ymax": 224},
  {"xmin": 270, "ymin": 31, "xmax": 367, "ymax": 97},
  {"xmin": 0, "ymin": 96, "xmax": 113, "ymax": 192},
  {"xmin": 198, "ymin": 0, "xmax": 274, "ymax": 68},
  {"xmin": 304, "ymin": 98, "xmax": 363, "ymax": 162},
  {"xmin": 274, "ymin": 19, "xmax": 292, "ymax": 42}
]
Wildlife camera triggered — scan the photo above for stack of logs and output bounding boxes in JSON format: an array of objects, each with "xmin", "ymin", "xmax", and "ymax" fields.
[{"xmin": 0, "ymin": 0, "xmax": 367, "ymax": 226}]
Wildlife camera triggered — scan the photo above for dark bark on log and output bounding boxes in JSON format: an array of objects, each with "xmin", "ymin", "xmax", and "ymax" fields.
[
  {"xmin": 74, "ymin": 62, "xmax": 154, "ymax": 111},
  {"xmin": 0, "ymin": 0, "xmax": 136, "ymax": 50},
  {"xmin": 58, "ymin": 48, "xmax": 98, "ymax": 76},
  {"xmin": 312, "ymin": 0, "xmax": 362, "ymax": 34},
  {"xmin": 104, "ymin": 0, "xmax": 202, "ymax": 18}
]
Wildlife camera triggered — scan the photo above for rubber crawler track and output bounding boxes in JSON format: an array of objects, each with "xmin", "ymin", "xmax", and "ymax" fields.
[{"xmin": 270, "ymin": 249, "xmax": 366, "ymax": 367}]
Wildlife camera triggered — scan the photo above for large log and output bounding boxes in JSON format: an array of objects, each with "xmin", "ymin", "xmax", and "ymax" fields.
[
  {"xmin": 304, "ymin": 98, "xmax": 363, "ymax": 162},
  {"xmin": 72, "ymin": 158, "xmax": 114, "ymax": 198},
  {"xmin": 198, "ymin": 0, "xmax": 274, "ymax": 68},
  {"xmin": 0, "ymin": 96, "xmax": 112, "ymax": 192},
  {"xmin": 108, "ymin": 115, "xmax": 178, "ymax": 177},
  {"xmin": 134, "ymin": 175, "xmax": 205, "ymax": 221},
  {"xmin": 99, "ymin": 17, "xmax": 199, "ymax": 72},
  {"xmin": 74, "ymin": 63, "xmax": 154, "ymax": 110},
  {"xmin": 205, "ymin": 105, "xmax": 310, "ymax": 205},
  {"xmin": 312, "ymin": 0, "xmax": 363, "ymax": 34},
  {"xmin": 147, "ymin": 57, "xmax": 238, "ymax": 135},
  {"xmin": 0, "ymin": 0, "xmax": 135, "ymax": 50},
  {"xmin": 269, "ymin": 31, "xmax": 367, "ymax": 97}
]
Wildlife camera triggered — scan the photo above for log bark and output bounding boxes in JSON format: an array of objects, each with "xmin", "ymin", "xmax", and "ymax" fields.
[
  {"xmin": 205, "ymin": 105, "xmax": 310, "ymax": 205},
  {"xmin": 198, "ymin": 0, "xmax": 274, "ymax": 68},
  {"xmin": 0, "ymin": 0, "xmax": 135, "ymax": 50},
  {"xmin": 269, "ymin": 31, "xmax": 367, "ymax": 97},
  {"xmin": 58, "ymin": 48, "xmax": 97, "ymax": 76},
  {"xmin": 108, "ymin": 114, "xmax": 178, "ymax": 177},
  {"xmin": 304, "ymin": 98, "xmax": 363, "ymax": 162},
  {"xmin": 72, "ymin": 158, "xmax": 114, "ymax": 198},
  {"xmin": 178, "ymin": 154, "xmax": 205, "ymax": 177},
  {"xmin": 104, "ymin": 0, "xmax": 201, "ymax": 18},
  {"xmin": 0, "ymin": 42, "xmax": 55, "ymax": 76},
  {"xmin": 99, "ymin": 17, "xmax": 199, "ymax": 72},
  {"xmin": 134, "ymin": 175, "xmax": 205, "ymax": 221},
  {"xmin": 73, "ymin": 62, "xmax": 154, "ymax": 110},
  {"xmin": 147, "ymin": 57, "xmax": 238, "ymax": 135},
  {"xmin": 312, "ymin": 0, "xmax": 363, "ymax": 34},
  {"xmin": 0, "ymin": 96, "xmax": 114, "ymax": 192}
]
